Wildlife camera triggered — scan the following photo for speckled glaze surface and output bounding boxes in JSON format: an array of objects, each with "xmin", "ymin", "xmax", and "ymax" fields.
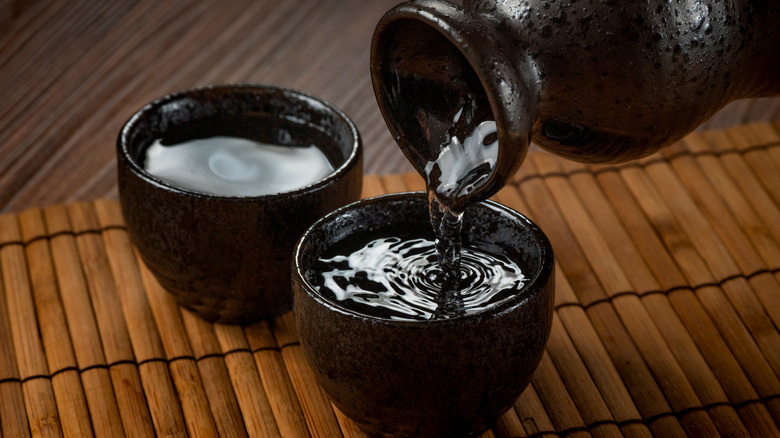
[
  {"xmin": 372, "ymin": 0, "xmax": 779, "ymax": 197},
  {"xmin": 118, "ymin": 84, "xmax": 362, "ymax": 324},
  {"xmin": 293, "ymin": 192, "xmax": 555, "ymax": 438}
]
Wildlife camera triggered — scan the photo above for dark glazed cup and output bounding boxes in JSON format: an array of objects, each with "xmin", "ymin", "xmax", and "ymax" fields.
[
  {"xmin": 293, "ymin": 192, "xmax": 554, "ymax": 438},
  {"xmin": 118, "ymin": 84, "xmax": 362, "ymax": 324}
]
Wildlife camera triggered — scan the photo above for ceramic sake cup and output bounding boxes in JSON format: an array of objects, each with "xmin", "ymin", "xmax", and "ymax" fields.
[
  {"xmin": 118, "ymin": 84, "xmax": 362, "ymax": 324},
  {"xmin": 293, "ymin": 192, "xmax": 554, "ymax": 437}
]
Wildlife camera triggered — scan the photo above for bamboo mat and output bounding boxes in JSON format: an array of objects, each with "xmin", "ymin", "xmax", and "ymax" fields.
[{"xmin": 1, "ymin": 122, "xmax": 779, "ymax": 438}]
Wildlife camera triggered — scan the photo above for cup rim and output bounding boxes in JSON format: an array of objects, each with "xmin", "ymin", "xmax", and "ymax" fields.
[
  {"xmin": 118, "ymin": 83, "xmax": 362, "ymax": 202},
  {"xmin": 294, "ymin": 191, "xmax": 554, "ymax": 327}
]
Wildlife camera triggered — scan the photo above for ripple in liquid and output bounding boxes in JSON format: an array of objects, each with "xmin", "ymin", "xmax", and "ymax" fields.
[{"xmin": 315, "ymin": 235, "xmax": 525, "ymax": 321}]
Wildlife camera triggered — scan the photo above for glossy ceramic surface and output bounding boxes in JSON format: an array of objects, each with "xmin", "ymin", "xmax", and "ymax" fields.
[
  {"xmin": 371, "ymin": 0, "xmax": 779, "ymax": 202},
  {"xmin": 118, "ymin": 84, "xmax": 363, "ymax": 324},
  {"xmin": 293, "ymin": 192, "xmax": 555, "ymax": 437}
]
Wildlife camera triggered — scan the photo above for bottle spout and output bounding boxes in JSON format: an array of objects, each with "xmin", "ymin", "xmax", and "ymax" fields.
[{"xmin": 371, "ymin": 0, "xmax": 536, "ymax": 211}]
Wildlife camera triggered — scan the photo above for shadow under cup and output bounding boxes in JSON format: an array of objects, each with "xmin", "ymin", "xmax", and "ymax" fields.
[
  {"xmin": 293, "ymin": 192, "xmax": 555, "ymax": 438},
  {"xmin": 118, "ymin": 84, "xmax": 362, "ymax": 324}
]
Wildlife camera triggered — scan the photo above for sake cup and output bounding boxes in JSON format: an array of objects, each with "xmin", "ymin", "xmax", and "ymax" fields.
[
  {"xmin": 293, "ymin": 192, "xmax": 554, "ymax": 437},
  {"xmin": 117, "ymin": 84, "xmax": 362, "ymax": 324}
]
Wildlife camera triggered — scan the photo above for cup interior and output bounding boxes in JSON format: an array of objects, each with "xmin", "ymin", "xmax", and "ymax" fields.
[
  {"xmin": 296, "ymin": 191, "xmax": 551, "ymax": 323},
  {"xmin": 120, "ymin": 84, "xmax": 360, "ymax": 198}
]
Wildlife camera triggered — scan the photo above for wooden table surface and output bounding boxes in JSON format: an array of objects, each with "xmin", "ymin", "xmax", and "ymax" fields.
[{"xmin": 2, "ymin": 0, "xmax": 779, "ymax": 214}]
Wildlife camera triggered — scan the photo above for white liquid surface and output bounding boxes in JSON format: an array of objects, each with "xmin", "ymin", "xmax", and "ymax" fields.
[
  {"xmin": 423, "ymin": 107, "xmax": 499, "ymax": 203},
  {"xmin": 317, "ymin": 236, "xmax": 525, "ymax": 321},
  {"xmin": 144, "ymin": 136, "xmax": 334, "ymax": 196}
]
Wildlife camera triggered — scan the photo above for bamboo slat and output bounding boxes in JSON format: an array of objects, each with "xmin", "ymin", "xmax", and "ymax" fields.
[
  {"xmin": 179, "ymin": 305, "xmax": 249, "ymax": 436},
  {"xmin": 43, "ymin": 204, "xmax": 127, "ymax": 437},
  {"xmin": 492, "ymin": 189, "xmax": 651, "ymax": 438},
  {"xmin": 0, "ymin": 233, "xmax": 30, "ymax": 438},
  {"xmin": 66, "ymin": 202, "xmax": 158, "ymax": 437},
  {"xmin": 726, "ymin": 126, "xmax": 780, "ymax": 206},
  {"xmin": 213, "ymin": 323, "xmax": 280, "ymax": 438},
  {"xmin": 493, "ymin": 407, "xmax": 529, "ymax": 438},
  {"xmin": 245, "ymin": 321, "xmax": 311, "ymax": 438},
  {"xmin": 555, "ymin": 160, "xmax": 765, "ymax": 435},
  {"xmin": 512, "ymin": 165, "xmax": 689, "ymax": 437},
  {"xmin": 381, "ymin": 174, "xmax": 409, "ymax": 194},
  {"xmin": 527, "ymin": 154, "xmax": 720, "ymax": 434},
  {"xmin": 0, "ymin": 213, "xmax": 63, "ymax": 438},
  {"xmin": 529, "ymin": 153, "xmax": 751, "ymax": 436},
  {"xmin": 273, "ymin": 313, "xmax": 343, "ymax": 438},
  {"xmin": 0, "ymin": 124, "xmax": 778, "ymax": 437},
  {"xmin": 18, "ymin": 208, "xmax": 93, "ymax": 438},
  {"xmin": 586, "ymin": 167, "xmax": 766, "ymax": 421}
]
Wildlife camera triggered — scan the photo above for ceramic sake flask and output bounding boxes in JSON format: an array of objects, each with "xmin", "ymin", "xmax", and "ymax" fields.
[{"xmin": 372, "ymin": 0, "xmax": 779, "ymax": 202}]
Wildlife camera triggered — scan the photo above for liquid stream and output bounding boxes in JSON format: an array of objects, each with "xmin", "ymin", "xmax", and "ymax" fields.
[
  {"xmin": 316, "ymin": 235, "xmax": 525, "ymax": 321},
  {"xmin": 317, "ymin": 95, "xmax": 506, "ymax": 319},
  {"xmin": 423, "ymin": 98, "xmax": 499, "ymax": 299}
]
